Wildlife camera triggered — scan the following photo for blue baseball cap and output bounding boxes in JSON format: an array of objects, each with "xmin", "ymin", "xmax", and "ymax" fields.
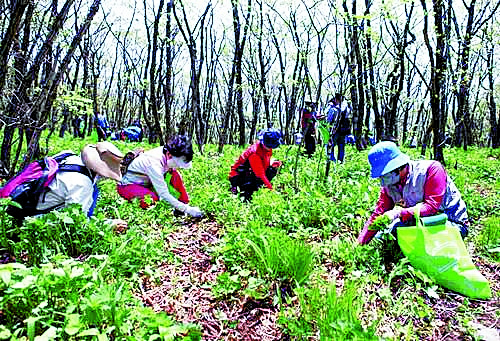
[{"xmin": 259, "ymin": 128, "xmax": 283, "ymax": 149}]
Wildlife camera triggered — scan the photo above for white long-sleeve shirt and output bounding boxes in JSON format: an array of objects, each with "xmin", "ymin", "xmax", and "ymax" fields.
[
  {"xmin": 36, "ymin": 152, "xmax": 95, "ymax": 216},
  {"xmin": 120, "ymin": 146, "xmax": 186, "ymax": 211}
]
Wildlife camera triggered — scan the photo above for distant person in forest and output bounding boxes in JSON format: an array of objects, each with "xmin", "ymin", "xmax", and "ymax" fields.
[
  {"xmin": 72, "ymin": 116, "xmax": 84, "ymax": 138},
  {"xmin": 59, "ymin": 106, "xmax": 70, "ymax": 138},
  {"xmin": 96, "ymin": 112, "xmax": 110, "ymax": 141},
  {"xmin": 229, "ymin": 128, "xmax": 283, "ymax": 201},
  {"xmin": 117, "ymin": 134, "xmax": 203, "ymax": 217},
  {"xmin": 301, "ymin": 100, "xmax": 318, "ymax": 158},
  {"xmin": 326, "ymin": 93, "xmax": 350, "ymax": 163},
  {"xmin": 131, "ymin": 119, "xmax": 144, "ymax": 142},
  {"xmin": 357, "ymin": 141, "xmax": 469, "ymax": 245},
  {"xmin": 122, "ymin": 126, "xmax": 142, "ymax": 142}
]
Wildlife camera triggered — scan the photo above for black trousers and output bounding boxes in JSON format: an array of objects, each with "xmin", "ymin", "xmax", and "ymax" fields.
[
  {"xmin": 304, "ymin": 129, "xmax": 316, "ymax": 157},
  {"xmin": 230, "ymin": 166, "xmax": 278, "ymax": 201}
]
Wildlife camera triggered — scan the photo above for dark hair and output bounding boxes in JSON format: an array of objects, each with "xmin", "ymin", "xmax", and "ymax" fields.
[
  {"xmin": 163, "ymin": 135, "xmax": 194, "ymax": 162},
  {"xmin": 334, "ymin": 93, "xmax": 343, "ymax": 102}
]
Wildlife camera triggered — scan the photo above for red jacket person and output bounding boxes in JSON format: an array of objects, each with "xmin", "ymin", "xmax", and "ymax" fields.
[{"xmin": 229, "ymin": 128, "xmax": 283, "ymax": 201}]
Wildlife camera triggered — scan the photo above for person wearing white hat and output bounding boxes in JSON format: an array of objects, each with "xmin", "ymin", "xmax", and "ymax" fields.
[
  {"xmin": 358, "ymin": 141, "xmax": 469, "ymax": 245},
  {"xmin": 35, "ymin": 141, "xmax": 124, "ymax": 218}
]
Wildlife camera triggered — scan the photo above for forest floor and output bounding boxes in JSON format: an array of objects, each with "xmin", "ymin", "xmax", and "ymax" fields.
[
  {"xmin": 135, "ymin": 217, "xmax": 500, "ymax": 341},
  {"xmin": 136, "ymin": 217, "xmax": 283, "ymax": 340}
]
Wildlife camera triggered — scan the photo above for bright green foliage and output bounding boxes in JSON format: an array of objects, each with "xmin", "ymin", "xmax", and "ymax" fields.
[
  {"xmin": 1, "ymin": 135, "xmax": 498, "ymax": 340},
  {"xmin": 14, "ymin": 204, "xmax": 108, "ymax": 266},
  {"xmin": 294, "ymin": 282, "xmax": 380, "ymax": 340},
  {"xmin": 369, "ymin": 214, "xmax": 391, "ymax": 231},
  {"xmin": 0, "ymin": 257, "xmax": 200, "ymax": 340},
  {"xmin": 245, "ymin": 227, "xmax": 315, "ymax": 286},
  {"xmin": 212, "ymin": 272, "xmax": 242, "ymax": 299},
  {"xmin": 476, "ymin": 216, "xmax": 500, "ymax": 260}
]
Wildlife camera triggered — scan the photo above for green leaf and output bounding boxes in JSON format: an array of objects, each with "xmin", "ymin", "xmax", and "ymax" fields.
[
  {"xmin": 25, "ymin": 316, "xmax": 42, "ymax": 340},
  {"xmin": 487, "ymin": 247, "xmax": 500, "ymax": 253},
  {"xmin": 425, "ymin": 285, "xmax": 440, "ymax": 299},
  {"xmin": 51, "ymin": 268, "xmax": 66, "ymax": 277},
  {"xmin": 77, "ymin": 328, "xmax": 100, "ymax": 337},
  {"xmin": 0, "ymin": 325, "xmax": 12, "ymax": 340},
  {"xmin": 34, "ymin": 326, "xmax": 58, "ymax": 340},
  {"xmin": 70, "ymin": 266, "xmax": 85, "ymax": 279},
  {"xmin": 64, "ymin": 314, "xmax": 82, "ymax": 336},
  {"xmin": 12, "ymin": 275, "xmax": 37, "ymax": 289},
  {"xmin": 0, "ymin": 270, "xmax": 11, "ymax": 286},
  {"xmin": 63, "ymin": 216, "xmax": 74, "ymax": 224}
]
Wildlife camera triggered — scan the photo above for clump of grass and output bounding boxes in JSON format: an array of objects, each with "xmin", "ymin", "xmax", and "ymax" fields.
[
  {"xmin": 295, "ymin": 281, "xmax": 380, "ymax": 340},
  {"xmin": 477, "ymin": 216, "xmax": 500, "ymax": 260},
  {"xmin": 245, "ymin": 227, "xmax": 315, "ymax": 286}
]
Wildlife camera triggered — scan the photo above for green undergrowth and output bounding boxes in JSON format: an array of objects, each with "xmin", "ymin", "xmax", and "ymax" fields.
[{"xmin": 0, "ymin": 136, "xmax": 499, "ymax": 340}]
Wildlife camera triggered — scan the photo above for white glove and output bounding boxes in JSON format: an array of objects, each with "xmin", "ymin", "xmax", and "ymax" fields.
[
  {"xmin": 384, "ymin": 207, "xmax": 402, "ymax": 221},
  {"xmin": 184, "ymin": 205, "xmax": 203, "ymax": 218}
]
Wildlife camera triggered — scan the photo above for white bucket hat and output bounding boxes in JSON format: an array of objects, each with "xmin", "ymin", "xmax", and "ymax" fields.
[{"xmin": 81, "ymin": 142, "xmax": 124, "ymax": 181}]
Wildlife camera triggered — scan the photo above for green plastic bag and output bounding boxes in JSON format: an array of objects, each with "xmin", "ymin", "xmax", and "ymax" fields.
[{"xmin": 397, "ymin": 212, "xmax": 492, "ymax": 299}]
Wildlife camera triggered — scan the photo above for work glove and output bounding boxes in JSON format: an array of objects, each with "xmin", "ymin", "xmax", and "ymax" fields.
[
  {"xmin": 185, "ymin": 205, "xmax": 203, "ymax": 218},
  {"xmin": 384, "ymin": 207, "xmax": 403, "ymax": 222}
]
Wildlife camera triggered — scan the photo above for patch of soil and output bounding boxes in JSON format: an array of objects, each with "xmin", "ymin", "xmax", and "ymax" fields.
[{"xmin": 136, "ymin": 218, "xmax": 283, "ymax": 340}]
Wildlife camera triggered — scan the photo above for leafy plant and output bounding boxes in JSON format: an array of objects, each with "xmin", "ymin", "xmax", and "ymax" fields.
[
  {"xmin": 13, "ymin": 204, "xmax": 113, "ymax": 266},
  {"xmin": 0, "ymin": 257, "xmax": 200, "ymax": 340},
  {"xmin": 295, "ymin": 281, "xmax": 380, "ymax": 340},
  {"xmin": 369, "ymin": 214, "xmax": 391, "ymax": 231},
  {"xmin": 212, "ymin": 272, "xmax": 242, "ymax": 299},
  {"xmin": 245, "ymin": 227, "xmax": 315, "ymax": 286},
  {"xmin": 476, "ymin": 216, "xmax": 500, "ymax": 260}
]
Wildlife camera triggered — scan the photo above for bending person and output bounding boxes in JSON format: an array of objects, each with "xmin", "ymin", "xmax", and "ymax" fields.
[
  {"xmin": 358, "ymin": 141, "xmax": 469, "ymax": 244},
  {"xmin": 229, "ymin": 128, "xmax": 283, "ymax": 201},
  {"xmin": 117, "ymin": 134, "xmax": 203, "ymax": 217}
]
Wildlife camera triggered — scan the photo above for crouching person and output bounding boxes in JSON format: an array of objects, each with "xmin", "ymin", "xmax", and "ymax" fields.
[
  {"xmin": 358, "ymin": 141, "xmax": 469, "ymax": 244},
  {"xmin": 229, "ymin": 128, "xmax": 283, "ymax": 201},
  {"xmin": 1, "ymin": 142, "xmax": 126, "ymax": 226},
  {"xmin": 117, "ymin": 134, "xmax": 203, "ymax": 217}
]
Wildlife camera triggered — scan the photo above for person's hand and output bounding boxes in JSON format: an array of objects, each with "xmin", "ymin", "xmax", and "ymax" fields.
[
  {"xmin": 384, "ymin": 207, "xmax": 402, "ymax": 221},
  {"xmin": 272, "ymin": 160, "xmax": 282, "ymax": 168},
  {"xmin": 185, "ymin": 205, "xmax": 203, "ymax": 218}
]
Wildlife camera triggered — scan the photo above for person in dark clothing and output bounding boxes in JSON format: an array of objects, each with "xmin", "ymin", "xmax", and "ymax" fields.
[
  {"xmin": 229, "ymin": 128, "xmax": 283, "ymax": 201},
  {"xmin": 72, "ymin": 116, "xmax": 84, "ymax": 138},
  {"xmin": 326, "ymin": 93, "xmax": 350, "ymax": 163},
  {"xmin": 301, "ymin": 101, "xmax": 317, "ymax": 158}
]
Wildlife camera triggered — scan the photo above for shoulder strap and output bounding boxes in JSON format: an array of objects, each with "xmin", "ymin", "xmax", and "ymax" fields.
[
  {"xmin": 53, "ymin": 152, "xmax": 76, "ymax": 163},
  {"xmin": 58, "ymin": 164, "xmax": 93, "ymax": 180}
]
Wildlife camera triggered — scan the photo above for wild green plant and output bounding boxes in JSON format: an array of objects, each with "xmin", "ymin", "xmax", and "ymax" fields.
[
  {"xmin": 13, "ymin": 204, "xmax": 113, "ymax": 266},
  {"xmin": 0, "ymin": 256, "xmax": 200, "ymax": 340},
  {"xmin": 295, "ymin": 281, "xmax": 380, "ymax": 340},
  {"xmin": 476, "ymin": 216, "xmax": 500, "ymax": 260},
  {"xmin": 326, "ymin": 238, "xmax": 386, "ymax": 277},
  {"xmin": 212, "ymin": 272, "xmax": 242, "ymax": 299},
  {"xmin": 245, "ymin": 227, "xmax": 315, "ymax": 286},
  {"xmin": 370, "ymin": 214, "xmax": 391, "ymax": 231},
  {"xmin": 0, "ymin": 198, "xmax": 17, "ymax": 254}
]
